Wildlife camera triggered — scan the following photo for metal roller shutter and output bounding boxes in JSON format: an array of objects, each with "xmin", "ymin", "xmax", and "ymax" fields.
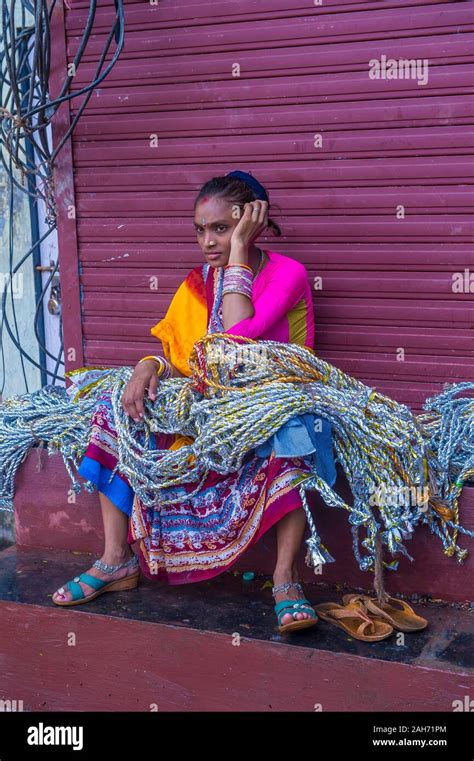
[{"xmin": 53, "ymin": 0, "xmax": 473, "ymax": 412}]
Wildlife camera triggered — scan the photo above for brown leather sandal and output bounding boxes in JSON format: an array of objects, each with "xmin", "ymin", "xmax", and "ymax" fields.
[
  {"xmin": 313, "ymin": 601, "xmax": 394, "ymax": 642},
  {"xmin": 342, "ymin": 593, "xmax": 428, "ymax": 632}
]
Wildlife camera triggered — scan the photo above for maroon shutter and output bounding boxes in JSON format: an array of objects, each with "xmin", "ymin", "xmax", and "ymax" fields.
[{"xmin": 53, "ymin": 0, "xmax": 473, "ymax": 412}]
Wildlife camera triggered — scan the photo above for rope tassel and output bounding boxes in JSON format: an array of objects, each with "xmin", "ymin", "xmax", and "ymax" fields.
[{"xmin": 297, "ymin": 478, "xmax": 336, "ymax": 570}]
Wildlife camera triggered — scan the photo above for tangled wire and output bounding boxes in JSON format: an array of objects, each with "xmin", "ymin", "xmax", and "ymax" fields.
[
  {"xmin": 0, "ymin": 0, "xmax": 126, "ymax": 391},
  {"xmin": 0, "ymin": 333, "xmax": 472, "ymax": 603}
]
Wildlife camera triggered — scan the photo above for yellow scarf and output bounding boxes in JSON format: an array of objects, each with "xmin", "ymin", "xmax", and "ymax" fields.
[
  {"xmin": 149, "ymin": 266, "xmax": 209, "ymax": 450},
  {"xmin": 150, "ymin": 266, "xmax": 208, "ymax": 378}
]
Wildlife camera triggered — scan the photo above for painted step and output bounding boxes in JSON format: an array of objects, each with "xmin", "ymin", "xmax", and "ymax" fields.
[{"xmin": 0, "ymin": 544, "xmax": 472, "ymax": 712}]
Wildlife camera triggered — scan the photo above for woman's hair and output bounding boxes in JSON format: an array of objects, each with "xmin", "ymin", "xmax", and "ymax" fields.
[{"xmin": 194, "ymin": 174, "xmax": 282, "ymax": 236}]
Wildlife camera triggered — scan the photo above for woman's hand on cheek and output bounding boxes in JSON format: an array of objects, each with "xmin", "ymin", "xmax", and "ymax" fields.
[{"xmin": 230, "ymin": 200, "xmax": 268, "ymax": 248}]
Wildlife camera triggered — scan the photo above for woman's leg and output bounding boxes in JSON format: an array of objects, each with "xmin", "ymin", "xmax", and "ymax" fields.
[
  {"xmin": 273, "ymin": 508, "xmax": 313, "ymax": 624},
  {"xmin": 52, "ymin": 492, "xmax": 135, "ymax": 603}
]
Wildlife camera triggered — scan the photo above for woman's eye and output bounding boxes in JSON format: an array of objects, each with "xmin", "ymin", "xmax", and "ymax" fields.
[{"xmin": 195, "ymin": 226, "xmax": 226, "ymax": 234}]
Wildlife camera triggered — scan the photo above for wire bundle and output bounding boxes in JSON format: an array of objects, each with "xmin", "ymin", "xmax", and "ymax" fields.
[{"xmin": 0, "ymin": 0, "xmax": 126, "ymax": 391}]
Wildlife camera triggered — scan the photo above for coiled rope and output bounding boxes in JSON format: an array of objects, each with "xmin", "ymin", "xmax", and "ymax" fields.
[{"xmin": 0, "ymin": 333, "xmax": 472, "ymax": 603}]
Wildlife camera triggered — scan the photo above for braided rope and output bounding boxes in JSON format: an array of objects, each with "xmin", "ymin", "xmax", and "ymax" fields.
[{"xmin": 0, "ymin": 334, "xmax": 472, "ymax": 585}]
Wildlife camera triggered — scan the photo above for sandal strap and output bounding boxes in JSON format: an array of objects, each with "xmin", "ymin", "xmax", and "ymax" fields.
[
  {"xmin": 318, "ymin": 603, "xmax": 377, "ymax": 636},
  {"xmin": 272, "ymin": 581, "xmax": 304, "ymax": 597},
  {"xmin": 346, "ymin": 593, "xmax": 394, "ymax": 617},
  {"xmin": 92, "ymin": 555, "xmax": 138, "ymax": 574},
  {"xmin": 321, "ymin": 604, "xmax": 376, "ymax": 633},
  {"xmin": 345, "ymin": 594, "xmax": 384, "ymax": 618},
  {"xmin": 346, "ymin": 592, "xmax": 402, "ymax": 614},
  {"xmin": 66, "ymin": 580, "xmax": 85, "ymax": 601},
  {"xmin": 274, "ymin": 597, "xmax": 312, "ymax": 613},
  {"xmin": 326, "ymin": 605, "xmax": 372, "ymax": 621},
  {"xmin": 63, "ymin": 573, "xmax": 109, "ymax": 600},
  {"xmin": 76, "ymin": 572, "xmax": 110, "ymax": 591},
  {"xmin": 355, "ymin": 618, "xmax": 376, "ymax": 636},
  {"xmin": 376, "ymin": 595, "xmax": 409, "ymax": 613},
  {"xmin": 274, "ymin": 598, "xmax": 317, "ymax": 624},
  {"xmin": 60, "ymin": 569, "xmax": 132, "ymax": 602}
]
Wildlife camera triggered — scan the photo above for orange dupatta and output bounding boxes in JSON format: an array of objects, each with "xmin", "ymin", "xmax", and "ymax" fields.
[
  {"xmin": 149, "ymin": 266, "xmax": 209, "ymax": 450},
  {"xmin": 149, "ymin": 266, "xmax": 208, "ymax": 378}
]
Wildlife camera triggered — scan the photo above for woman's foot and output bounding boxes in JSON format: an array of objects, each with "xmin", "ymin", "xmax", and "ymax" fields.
[
  {"xmin": 272, "ymin": 564, "xmax": 314, "ymax": 626},
  {"xmin": 52, "ymin": 548, "xmax": 138, "ymax": 603}
]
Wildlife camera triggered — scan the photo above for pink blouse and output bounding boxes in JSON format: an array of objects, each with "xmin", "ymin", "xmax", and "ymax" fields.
[{"xmin": 208, "ymin": 250, "xmax": 315, "ymax": 348}]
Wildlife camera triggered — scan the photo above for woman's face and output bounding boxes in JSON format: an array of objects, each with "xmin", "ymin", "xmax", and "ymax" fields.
[{"xmin": 194, "ymin": 196, "xmax": 241, "ymax": 268}]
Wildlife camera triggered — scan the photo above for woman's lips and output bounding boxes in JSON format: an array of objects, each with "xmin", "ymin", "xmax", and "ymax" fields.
[{"xmin": 206, "ymin": 252, "xmax": 222, "ymax": 260}]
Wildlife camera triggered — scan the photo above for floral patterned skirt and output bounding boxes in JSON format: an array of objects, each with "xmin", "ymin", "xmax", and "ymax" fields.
[{"xmin": 77, "ymin": 390, "xmax": 316, "ymax": 585}]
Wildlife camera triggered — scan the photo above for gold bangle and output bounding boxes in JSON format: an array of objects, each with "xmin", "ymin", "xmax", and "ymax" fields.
[
  {"xmin": 138, "ymin": 355, "xmax": 164, "ymax": 376},
  {"xmin": 138, "ymin": 355, "xmax": 161, "ymax": 363},
  {"xmin": 154, "ymin": 358, "xmax": 166, "ymax": 378}
]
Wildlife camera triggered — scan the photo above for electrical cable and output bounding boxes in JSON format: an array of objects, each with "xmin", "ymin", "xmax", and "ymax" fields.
[{"xmin": 0, "ymin": 0, "xmax": 125, "ymax": 394}]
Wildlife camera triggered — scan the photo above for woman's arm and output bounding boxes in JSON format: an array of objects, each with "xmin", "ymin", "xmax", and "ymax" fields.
[
  {"xmin": 122, "ymin": 356, "xmax": 185, "ymax": 422},
  {"xmin": 223, "ymin": 261, "xmax": 307, "ymax": 339},
  {"xmin": 221, "ymin": 239, "xmax": 256, "ymax": 330},
  {"xmin": 144, "ymin": 357, "xmax": 185, "ymax": 378},
  {"xmin": 222, "ymin": 201, "xmax": 268, "ymax": 330}
]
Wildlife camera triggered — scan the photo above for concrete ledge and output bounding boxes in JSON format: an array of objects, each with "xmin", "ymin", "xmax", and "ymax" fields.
[{"xmin": 0, "ymin": 545, "xmax": 472, "ymax": 712}]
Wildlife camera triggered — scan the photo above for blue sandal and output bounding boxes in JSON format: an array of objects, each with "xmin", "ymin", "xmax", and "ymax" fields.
[
  {"xmin": 52, "ymin": 555, "xmax": 140, "ymax": 607},
  {"xmin": 273, "ymin": 581, "xmax": 319, "ymax": 633}
]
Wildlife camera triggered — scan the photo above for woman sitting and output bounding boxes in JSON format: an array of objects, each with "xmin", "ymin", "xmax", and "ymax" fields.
[{"xmin": 51, "ymin": 170, "xmax": 336, "ymax": 634}]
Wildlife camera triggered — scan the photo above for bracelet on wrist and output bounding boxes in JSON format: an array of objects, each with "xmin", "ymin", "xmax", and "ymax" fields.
[
  {"xmin": 138, "ymin": 355, "xmax": 172, "ymax": 379},
  {"xmin": 224, "ymin": 263, "xmax": 253, "ymax": 273},
  {"xmin": 222, "ymin": 264, "xmax": 254, "ymax": 298}
]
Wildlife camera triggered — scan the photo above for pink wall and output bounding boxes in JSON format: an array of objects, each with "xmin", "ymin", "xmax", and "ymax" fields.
[{"xmin": 51, "ymin": 0, "xmax": 473, "ymax": 412}]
